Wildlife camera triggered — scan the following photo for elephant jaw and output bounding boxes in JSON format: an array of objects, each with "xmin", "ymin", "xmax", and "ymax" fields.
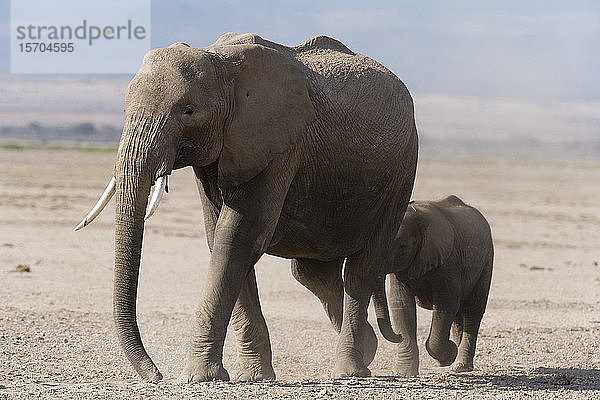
[{"xmin": 74, "ymin": 174, "xmax": 169, "ymax": 230}]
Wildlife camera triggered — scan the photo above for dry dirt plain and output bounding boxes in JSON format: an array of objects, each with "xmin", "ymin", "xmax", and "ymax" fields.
[{"xmin": 1, "ymin": 147, "xmax": 599, "ymax": 399}]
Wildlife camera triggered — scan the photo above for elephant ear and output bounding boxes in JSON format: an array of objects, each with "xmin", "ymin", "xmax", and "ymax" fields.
[
  {"xmin": 411, "ymin": 206, "xmax": 455, "ymax": 278},
  {"xmin": 215, "ymin": 44, "xmax": 315, "ymax": 188}
]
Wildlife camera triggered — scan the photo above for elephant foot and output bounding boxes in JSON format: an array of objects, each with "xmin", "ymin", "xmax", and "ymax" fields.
[
  {"xmin": 334, "ymin": 362, "xmax": 371, "ymax": 378},
  {"xmin": 394, "ymin": 337, "xmax": 419, "ymax": 377},
  {"xmin": 425, "ymin": 339, "xmax": 458, "ymax": 367},
  {"xmin": 179, "ymin": 358, "xmax": 230, "ymax": 383},
  {"xmin": 394, "ymin": 361, "xmax": 419, "ymax": 377},
  {"xmin": 452, "ymin": 362, "xmax": 473, "ymax": 373},
  {"xmin": 394, "ymin": 366, "xmax": 418, "ymax": 377},
  {"xmin": 333, "ymin": 351, "xmax": 371, "ymax": 378},
  {"xmin": 361, "ymin": 322, "xmax": 378, "ymax": 367},
  {"xmin": 232, "ymin": 356, "xmax": 276, "ymax": 381}
]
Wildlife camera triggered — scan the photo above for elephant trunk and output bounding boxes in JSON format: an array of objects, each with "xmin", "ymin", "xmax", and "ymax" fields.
[
  {"xmin": 372, "ymin": 275, "xmax": 404, "ymax": 343},
  {"xmin": 112, "ymin": 115, "xmax": 166, "ymax": 382}
]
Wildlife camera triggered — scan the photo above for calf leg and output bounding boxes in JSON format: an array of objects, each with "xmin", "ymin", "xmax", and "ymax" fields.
[
  {"xmin": 388, "ymin": 273, "xmax": 419, "ymax": 376},
  {"xmin": 453, "ymin": 270, "xmax": 492, "ymax": 372},
  {"xmin": 425, "ymin": 269, "xmax": 460, "ymax": 367}
]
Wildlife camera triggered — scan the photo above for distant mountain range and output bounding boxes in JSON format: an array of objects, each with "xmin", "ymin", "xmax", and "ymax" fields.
[
  {"xmin": 1, "ymin": 119, "xmax": 597, "ymax": 161},
  {"xmin": 1, "ymin": 76, "xmax": 598, "ymax": 160}
]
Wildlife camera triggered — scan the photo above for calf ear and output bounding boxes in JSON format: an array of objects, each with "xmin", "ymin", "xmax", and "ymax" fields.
[
  {"xmin": 411, "ymin": 207, "xmax": 454, "ymax": 277},
  {"xmin": 213, "ymin": 44, "xmax": 315, "ymax": 188}
]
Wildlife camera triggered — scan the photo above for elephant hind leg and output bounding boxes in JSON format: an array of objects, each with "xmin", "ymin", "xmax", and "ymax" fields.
[
  {"xmin": 451, "ymin": 313, "xmax": 464, "ymax": 347},
  {"xmin": 291, "ymin": 257, "xmax": 380, "ymax": 367},
  {"xmin": 291, "ymin": 257, "xmax": 344, "ymax": 332},
  {"xmin": 333, "ymin": 252, "xmax": 383, "ymax": 378},
  {"xmin": 453, "ymin": 270, "xmax": 492, "ymax": 373}
]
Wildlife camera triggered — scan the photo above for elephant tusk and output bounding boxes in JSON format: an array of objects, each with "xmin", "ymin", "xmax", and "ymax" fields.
[
  {"xmin": 74, "ymin": 177, "xmax": 116, "ymax": 231},
  {"xmin": 144, "ymin": 175, "xmax": 168, "ymax": 221}
]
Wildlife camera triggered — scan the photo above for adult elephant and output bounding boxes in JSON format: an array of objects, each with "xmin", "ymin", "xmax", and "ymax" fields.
[{"xmin": 76, "ymin": 33, "xmax": 418, "ymax": 383}]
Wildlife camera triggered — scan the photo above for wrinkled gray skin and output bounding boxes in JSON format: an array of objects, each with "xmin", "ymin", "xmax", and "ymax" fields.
[
  {"xmin": 107, "ymin": 33, "xmax": 418, "ymax": 382},
  {"xmin": 372, "ymin": 195, "xmax": 493, "ymax": 376}
]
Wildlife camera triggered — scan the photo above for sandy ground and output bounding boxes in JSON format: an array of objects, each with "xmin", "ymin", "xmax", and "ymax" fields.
[{"xmin": 1, "ymin": 148, "xmax": 599, "ymax": 399}]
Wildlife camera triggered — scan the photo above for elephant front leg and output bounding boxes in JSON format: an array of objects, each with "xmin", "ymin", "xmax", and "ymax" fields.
[
  {"xmin": 425, "ymin": 309, "xmax": 458, "ymax": 367},
  {"xmin": 182, "ymin": 209, "xmax": 277, "ymax": 383},
  {"xmin": 388, "ymin": 274, "xmax": 419, "ymax": 376},
  {"xmin": 193, "ymin": 167, "xmax": 274, "ymax": 381},
  {"xmin": 230, "ymin": 268, "xmax": 276, "ymax": 381},
  {"xmin": 424, "ymin": 271, "xmax": 460, "ymax": 367}
]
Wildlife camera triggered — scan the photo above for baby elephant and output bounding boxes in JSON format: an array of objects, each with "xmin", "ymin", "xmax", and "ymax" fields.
[{"xmin": 373, "ymin": 195, "xmax": 493, "ymax": 376}]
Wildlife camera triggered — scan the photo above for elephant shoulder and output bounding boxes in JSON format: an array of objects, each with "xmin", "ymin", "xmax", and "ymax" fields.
[{"xmin": 294, "ymin": 35, "xmax": 355, "ymax": 55}]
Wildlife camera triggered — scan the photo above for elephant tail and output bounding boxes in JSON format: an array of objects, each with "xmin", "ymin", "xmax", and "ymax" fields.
[{"xmin": 372, "ymin": 275, "xmax": 404, "ymax": 343}]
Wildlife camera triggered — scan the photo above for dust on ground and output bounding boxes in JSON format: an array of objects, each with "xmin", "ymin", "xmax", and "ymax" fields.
[{"xmin": 1, "ymin": 148, "xmax": 599, "ymax": 399}]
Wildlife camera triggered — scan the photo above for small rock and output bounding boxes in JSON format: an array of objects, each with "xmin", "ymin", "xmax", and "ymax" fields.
[
  {"xmin": 63, "ymin": 338, "xmax": 69, "ymax": 343},
  {"xmin": 11, "ymin": 264, "xmax": 31, "ymax": 273},
  {"xmin": 594, "ymin": 261, "xmax": 598, "ymax": 267}
]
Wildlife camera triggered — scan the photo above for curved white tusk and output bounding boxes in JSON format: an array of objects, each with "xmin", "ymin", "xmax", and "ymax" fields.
[
  {"xmin": 74, "ymin": 177, "xmax": 116, "ymax": 231},
  {"xmin": 145, "ymin": 175, "xmax": 168, "ymax": 221}
]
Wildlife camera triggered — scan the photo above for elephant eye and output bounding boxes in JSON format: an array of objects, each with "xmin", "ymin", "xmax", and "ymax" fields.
[{"xmin": 183, "ymin": 107, "xmax": 194, "ymax": 116}]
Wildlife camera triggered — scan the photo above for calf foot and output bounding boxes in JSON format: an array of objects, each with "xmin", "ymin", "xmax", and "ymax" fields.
[
  {"xmin": 425, "ymin": 339, "xmax": 458, "ymax": 367},
  {"xmin": 232, "ymin": 356, "xmax": 276, "ymax": 381}
]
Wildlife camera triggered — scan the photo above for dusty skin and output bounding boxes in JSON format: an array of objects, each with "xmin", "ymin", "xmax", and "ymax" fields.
[{"xmin": 1, "ymin": 148, "xmax": 599, "ymax": 399}]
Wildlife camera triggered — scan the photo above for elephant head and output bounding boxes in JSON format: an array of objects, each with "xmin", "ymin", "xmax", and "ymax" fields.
[
  {"xmin": 397, "ymin": 203, "xmax": 455, "ymax": 278},
  {"xmin": 75, "ymin": 41, "xmax": 315, "ymax": 381},
  {"xmin": 372, "ymin": 203, "xmax": 455, "ymax": 343}
]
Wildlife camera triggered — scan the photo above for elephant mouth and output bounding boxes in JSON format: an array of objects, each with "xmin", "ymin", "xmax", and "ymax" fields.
[{"xmin": 74, "ymin": 173, "xmax": 170, "ymax": 230}]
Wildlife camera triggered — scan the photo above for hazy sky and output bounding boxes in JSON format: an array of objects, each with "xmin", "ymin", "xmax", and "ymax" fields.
[
  {"xmin": 0, "ymin": 0, "xmax": 598, "ymax": 141},
  {"xmin": 147, "ymin": 0, "xmax": 600, "ymax": 101}
]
